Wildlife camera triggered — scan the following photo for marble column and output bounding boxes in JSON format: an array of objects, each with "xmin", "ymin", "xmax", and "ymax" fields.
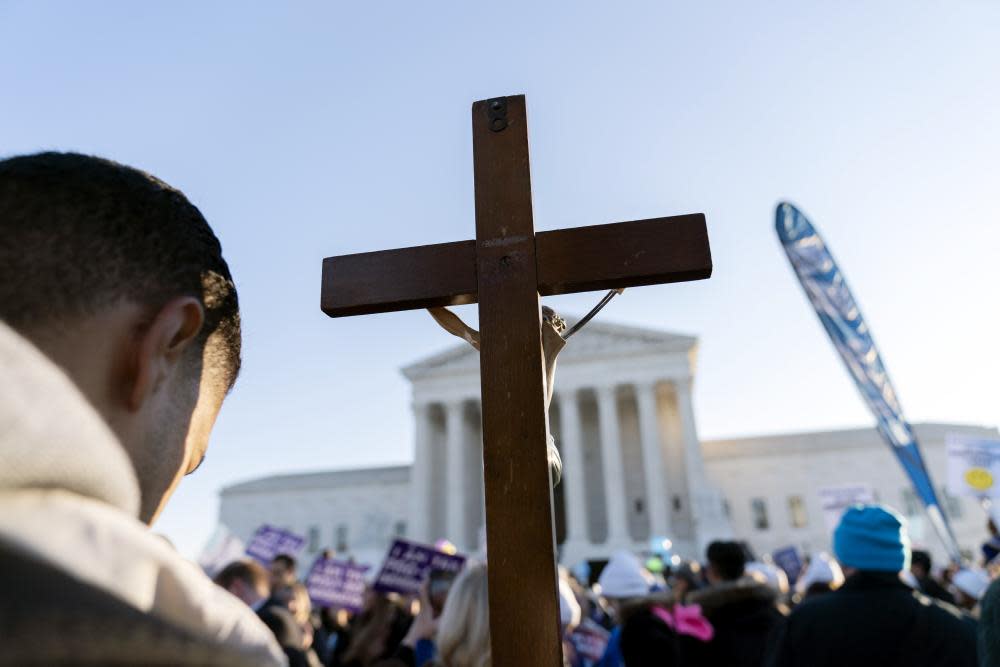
[
  {"xmin": 636, "ymin": 381, "xmax": 671, "ymax": 539},
  {"xmin": 674, "ymin": 377, "xmax": 734, "ymax": 551},
  {"xmin": 410, "ymin": 402, "xmax": 434, "ymax": 543},
  {"xmin": 596, "ymin": 385, "xmax": 630, "ymax": 542},
  {"xmin": 556, "ymin": 389, "xmax": 589, "ymax": 547},
  {"xmin": 674, "ymin": 379, "xmax": 706, "ymax": 490},
  {"xmin": 445, "ymin": 400, "xmax": 468, "ymax": 548}
]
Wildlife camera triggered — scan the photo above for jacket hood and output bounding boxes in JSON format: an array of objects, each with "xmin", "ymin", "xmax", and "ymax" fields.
[
  {"xmin": 0, "ymin": 321, "xmax": 284, "ymax": 666},
  {"xmin": 0, "ymin": 321, "xmax": 140, "ymax": 517},
  {"xmin": 687, "ymin": 576, "xmax": 779, "ymax": 616}
]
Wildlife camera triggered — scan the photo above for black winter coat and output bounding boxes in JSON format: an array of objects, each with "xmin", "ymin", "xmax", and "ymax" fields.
[
  {"xmin": 619, "ymin": 606, "xmax": 713, "ymax": 667},
  {"xmin": 687, "ymin": 577, "xmax": 786, "ymax": 667},
  {"xmin": 765, "ymin": 571, "xmax": 977, "ymax": 667}
]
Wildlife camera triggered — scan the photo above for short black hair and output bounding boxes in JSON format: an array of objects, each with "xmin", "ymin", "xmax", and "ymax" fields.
[
  {"xmin": 272, "ymin": 554, "xmax": 296, "ymax": 571},
  {"xmin": 706, "ymin": 540, "xmax": 747, "ymax": 581},
  {"xmin": 911, "ymin": 550, "xmax": 932, "ymax": 572},
  {"xmin": 0, "ymin": 152, "xmax": 240, "ymax": 388}
]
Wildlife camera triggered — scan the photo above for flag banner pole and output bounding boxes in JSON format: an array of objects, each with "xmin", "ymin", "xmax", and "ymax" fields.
[{"xmin": 776, "ymin": 202, "xmax": 962, "ymax": 563}]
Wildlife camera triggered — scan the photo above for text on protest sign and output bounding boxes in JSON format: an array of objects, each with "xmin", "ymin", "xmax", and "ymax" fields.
[
  {"xmin": 198, "ymin": 527, "xmax": 247, "ymax": 577},
  {"xmin": 947, "ymin": 433, "xmax": 1000, "ymax": 499},
  {"xmin": 245, "ymin": 524, "xmax": 306, "ymax": 565},
  {"xmin": 305, "ymin": 557, "xmax": 369, "ymax": 612},
  {"xmin": 819, "ymin": 484, "xmax": 876, "ymax": 531},
  {"xmin": 772, "ymin": 546, "xmax": 803, "ymax": 585},
  {"xmin": 373, "ymin": 538, "xmax": 466, "ymax": 596}
]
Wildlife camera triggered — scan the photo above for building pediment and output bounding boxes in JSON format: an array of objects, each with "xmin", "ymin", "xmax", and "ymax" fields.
[{"xmin": 402, "ymin": 319, "xmax": 697, "ymax": 381}]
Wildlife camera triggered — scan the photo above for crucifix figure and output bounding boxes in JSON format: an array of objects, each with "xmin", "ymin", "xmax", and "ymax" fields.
[
  {"xmin": 428, "ymin": 294, "xmax": 623, "ymax": 487},
  {"xmin": 321, "ymin": 95, "xmax": 712, "ymax": 666}
]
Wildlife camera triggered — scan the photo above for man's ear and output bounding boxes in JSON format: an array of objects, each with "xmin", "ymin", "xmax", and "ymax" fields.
[{"xmin": 127, "ymin": 297, "xmax": 205, "ymax": 412}]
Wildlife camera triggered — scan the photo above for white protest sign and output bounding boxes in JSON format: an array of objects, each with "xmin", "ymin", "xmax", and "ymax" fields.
[
  {"xmin": 197, "ymin": 525, "xmax": 247, "ymax": 577},
  {"xmin": 819, "ymin": 484, "xmax": 876, "ymax": 531},
  {"xmin": 947, "ymin": 433, "xmax": 1000, "ymax": 498}
]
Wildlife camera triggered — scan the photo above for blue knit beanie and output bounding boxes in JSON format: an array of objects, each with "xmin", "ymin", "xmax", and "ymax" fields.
[{"xmin": 833, "ymin": 504, "xmax": 911, "ymax": 572}]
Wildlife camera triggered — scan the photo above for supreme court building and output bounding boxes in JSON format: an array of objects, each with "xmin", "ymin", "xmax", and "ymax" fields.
[{"xmin": 217, "ymin": 320, "xmax": 997, "ymax": 567}]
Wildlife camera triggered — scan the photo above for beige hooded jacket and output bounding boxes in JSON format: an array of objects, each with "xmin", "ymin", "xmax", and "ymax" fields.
[{"xmin": 0, "ymin": 321, "xmax": 286, "ymax": 666}]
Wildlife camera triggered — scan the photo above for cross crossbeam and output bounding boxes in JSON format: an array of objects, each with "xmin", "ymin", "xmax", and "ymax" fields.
[
  {"xmin": 321, "ymin": 214, "xmax": 710, "ymax": 317},
  {"xmin": 320, "ymin": 95, "xmax": 712, "ymax": 666}
]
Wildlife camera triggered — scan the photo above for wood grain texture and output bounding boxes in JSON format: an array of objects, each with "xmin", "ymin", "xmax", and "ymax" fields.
[
  {"xmin": 320, "ymin": 215, "xmax": 710, "ymax": 316},
  {"xmin": 320, "ymin": 240, "xmax": 477, "ymax": 317},
  {"xmin": 318, "ymin": 94, "xmax": 715, "ymax": 667},
  {"xmin": 472, "ymin": 95, "xmax": 563, "ymax": 666},
  {"xmin": 535, "ymin": 214, "xmax": 712, "ymax": 294}
]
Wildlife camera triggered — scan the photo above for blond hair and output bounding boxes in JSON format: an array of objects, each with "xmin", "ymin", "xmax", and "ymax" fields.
[
  {"xmin": 289, "ymin": 582, "xmax": 312, "ymax": 626},
  {"xmin": 436, "ymin": 562, "xmax": 491, "ymax": 667}
]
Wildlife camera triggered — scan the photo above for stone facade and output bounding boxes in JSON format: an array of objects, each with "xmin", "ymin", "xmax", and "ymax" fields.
[
  {"xmin": 216, "ymin": 321, "xmax": 997, "ymax": 567},
  {"xmin": 401, "ymin": 320, "xmax": 731, "ymax": 564},
  {"xmin": 219, "ymin": 466, "xmax": 411, "ymax": 567},
  {"xmin": 704, "ymin": 423, "xmax": 999, "ymax": 564}
]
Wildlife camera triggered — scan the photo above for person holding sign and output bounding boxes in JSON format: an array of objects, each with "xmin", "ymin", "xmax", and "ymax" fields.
[{"xmin": 377, "ymin": 562, "xmax": 492, "ymax": 667}]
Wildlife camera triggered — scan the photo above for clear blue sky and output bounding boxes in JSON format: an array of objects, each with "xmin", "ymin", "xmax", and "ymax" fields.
[{"xmin": 3, "ymin": 2, "xmax": 998, "ymax": 557}]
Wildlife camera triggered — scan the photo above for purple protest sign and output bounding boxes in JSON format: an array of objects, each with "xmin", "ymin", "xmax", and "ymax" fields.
[
  {"xmin": 305, "ymin": 556, "xmax": 370, "ymax": 612},
  {"xmin": 568, "ymin": 618, "xmax": 610, "ymax": 667},
  {"xmin": 245, "ymin": 524, "xmax": 306, "ymax": 565},
  {"xmin": 772, "ymin": 546, "xmax": 803, "ymax": 585},
  {"xmin": 373, "ymin": 538, "xmax": 466, "ymax": 596}
]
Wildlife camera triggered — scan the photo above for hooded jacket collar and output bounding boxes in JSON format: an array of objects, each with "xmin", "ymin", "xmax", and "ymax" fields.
[
  {"xmin": 841, "ymin": 570, "xmax": 911, "ymax": 592},
  {"xmin": 0, "ymin": 322, "xmax": 285, "ymax": 666},
  {"xmin": 0, "ymin": 321, "xmax": 140, "ymax": 516},
  {"xmin": 688, "ymin": 576, "xmax": 779, "ymax": 616}
]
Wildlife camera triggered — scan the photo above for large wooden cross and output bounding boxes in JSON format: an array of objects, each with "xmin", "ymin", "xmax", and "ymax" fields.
[{"xmin": 321, "ymin": 95, "xmax": 711, "ymax": 666}]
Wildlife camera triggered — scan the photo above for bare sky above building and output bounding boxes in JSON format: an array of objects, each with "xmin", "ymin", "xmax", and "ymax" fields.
[{"xmin": 2, "ymin": 1, "xmax": 997, "ymax": 556}]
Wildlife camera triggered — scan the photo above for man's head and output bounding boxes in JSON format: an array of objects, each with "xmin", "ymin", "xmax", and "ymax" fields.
[
  {"xmin": 833, "ymin": 504, "xmax": 911, "ymax": 574},
  {"xmin": 270, "ymin": 554, "xmax": 297, "ymax": 589},
  {"xmin": 0, "ymin": 152, "xmax": 240, "ymax": 523},
  {"xmin": 705, "ymin": 540, "xmax": 747, "ymax": 584},
  {"xmin": 214, "ymin": 560, "xmax": 270, "ymax": 608},
  {"xmin": 911, "ymin": 549, "xmax": 932, "ymax": 579},
  {"xmin": 668, "ymin": 560, "xmax": 704, "ymax": 600}
]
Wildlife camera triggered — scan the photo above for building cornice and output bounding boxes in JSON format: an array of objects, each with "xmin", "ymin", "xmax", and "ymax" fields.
[{"xmin": 221, "ymin": 464, "xmax": 411, "ymax": 496}]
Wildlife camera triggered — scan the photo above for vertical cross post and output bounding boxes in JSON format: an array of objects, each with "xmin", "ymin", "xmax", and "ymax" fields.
[
  {"xmin": 472, "ymin": 95, "xmax": 562, "ymax": 665},
  {"xmin": 321, "ymin": 93, "xmax": 713, "ymax": 665}
]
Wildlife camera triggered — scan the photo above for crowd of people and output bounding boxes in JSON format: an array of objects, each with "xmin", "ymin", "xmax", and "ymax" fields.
[
  {"xmin": 206, "ymin": 504, "xmax": 1000, "ymax": 667},
  {"xmin": 3, "ymin": 151, "xmax": 1000, "ymax": 666},
  {"xmin": 210, "ymin": 553, "xmax": 490, "ymax": 667}
]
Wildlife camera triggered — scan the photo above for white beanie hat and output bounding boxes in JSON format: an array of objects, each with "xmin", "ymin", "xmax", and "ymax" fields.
[
  {"xmin": 598, "ymin": 550, "xmax": 654, "ymax": 598},
  {"xmin": 953, "ymin": 569, "xmax": 990, "ymax": 600},
  {"xmin": 558, "ymin": 577, "xmax": 581, "ymax": 628},
  {"xmin": 795, "ymin": 552, "xmax": 845, "ymax": 594},
  {"xmin": 746, "ymin": 562, "xmax": 789, "ymax": 594}
]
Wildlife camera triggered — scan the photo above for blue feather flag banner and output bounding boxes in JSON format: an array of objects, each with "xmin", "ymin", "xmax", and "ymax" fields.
[{"xmin": 775, "ymin": 202, "xmax": 961, "ymax": 562}]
